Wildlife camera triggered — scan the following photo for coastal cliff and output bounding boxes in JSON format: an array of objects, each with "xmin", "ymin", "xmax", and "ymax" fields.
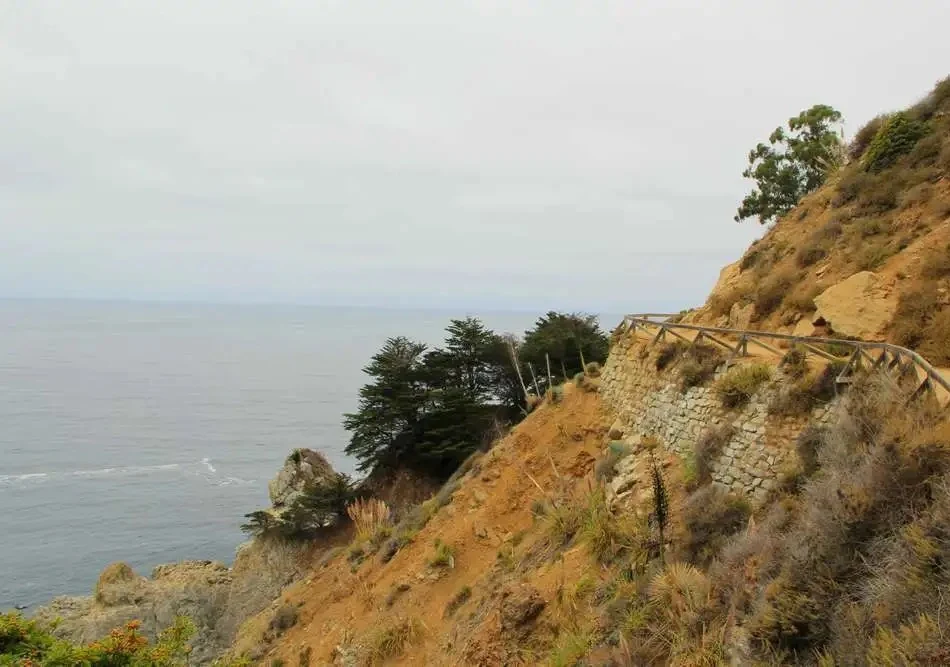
[{"xmin": 31, "ymin": 450, "xmax": 345, "ymax": 664}]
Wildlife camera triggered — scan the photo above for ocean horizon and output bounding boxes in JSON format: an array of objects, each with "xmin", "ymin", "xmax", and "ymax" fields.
[{"xmin": 0, "ymin": 299, "xmax": 622, "ymax": 610}]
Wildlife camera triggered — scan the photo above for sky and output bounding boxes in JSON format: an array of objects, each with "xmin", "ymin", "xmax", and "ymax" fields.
[{"xmin": 2, "ymin": 1, "xmax": 949, "ymax": 313}]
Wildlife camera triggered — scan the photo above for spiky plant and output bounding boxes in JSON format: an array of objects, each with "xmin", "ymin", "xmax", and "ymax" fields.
[{"xmin": 650, "ymin": 451, "xmax": 669, "ymax": 566}]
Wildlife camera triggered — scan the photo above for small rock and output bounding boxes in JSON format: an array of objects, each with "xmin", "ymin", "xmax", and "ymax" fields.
[{"xmin": 500, "ymin": 584, "xmax": 545, "ymax": 631}]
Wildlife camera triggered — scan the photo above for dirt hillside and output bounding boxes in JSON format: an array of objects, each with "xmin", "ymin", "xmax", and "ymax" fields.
[
  {"xmin": 232, "ymin": 383, "xmax": 683, "ymax": 666},
  {"xmin": 690, "ymin": 78, "xmax": 950, "ymax": 366}
]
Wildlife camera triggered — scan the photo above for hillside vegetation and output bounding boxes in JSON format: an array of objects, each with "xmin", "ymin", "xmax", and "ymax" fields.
[{"xmin": 697, "ymin": 77, "xmax": 950, "ymax": 366}]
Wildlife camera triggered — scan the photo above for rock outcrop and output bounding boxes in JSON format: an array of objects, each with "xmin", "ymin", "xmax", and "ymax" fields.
[
  {"xmin": 813, "ymin": 271, "xmax": 897, "ymax": 340},
  {"xmin": 34, "ymin": 448, "xmax": 343, "ymax": 664},
  {"xmin": 33, "ymin": 540, "xmax": 322, "ymax": 664},
  {"xmin": 268, "ymin": 448, "xmax": 337, "ymax": 509}
]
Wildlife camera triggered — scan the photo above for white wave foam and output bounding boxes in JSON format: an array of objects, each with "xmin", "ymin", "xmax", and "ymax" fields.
[
  {"xmin": 201, "ymin": 457, "xmax": 216, "ymax": 473},
  {"xmin": 0, "ymin": 464, "xmax": 183, "ymax": 486},
  {"xmin": 0, "ymin": 472, "xmax": 49, "ymax": 484}
]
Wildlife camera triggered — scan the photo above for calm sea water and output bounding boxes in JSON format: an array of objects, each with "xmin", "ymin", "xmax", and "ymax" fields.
[{"xmin": 0, "ymin": 300, "xmax": 620, "ymax": 610}]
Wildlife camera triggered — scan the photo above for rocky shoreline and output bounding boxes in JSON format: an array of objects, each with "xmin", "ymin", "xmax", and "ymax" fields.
[{"xmin": 31, "ymin": 449, "xmax": 340, "ymax": 664}]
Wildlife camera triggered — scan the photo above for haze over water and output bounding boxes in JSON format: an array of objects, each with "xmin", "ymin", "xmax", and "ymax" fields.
[{"xmin": 0, "ymin": 299, "xmax": 621, "ymax": 609}]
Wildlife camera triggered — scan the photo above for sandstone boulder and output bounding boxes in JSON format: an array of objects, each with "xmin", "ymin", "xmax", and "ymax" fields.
[
  {"xmin": 33, "ymin": 539, "xmax": 320, "ymax": 665},
  {"xmin": 813, "ymin": 271, "xmax": 897, "ymax": 340},
  {"xmin": 268, "ymin": 448, "xmax": 337, "ymax": 508},
  {"xmin": 792, "ymin": 316, "xmax": 818, "ymax": 338},
  {"xmin": 728, "ymin": 301, "xmax": 755, "ymax": 330},
  {"xmin": 608, "ymin": 419, "xmax": 625, "ymax": 440}
]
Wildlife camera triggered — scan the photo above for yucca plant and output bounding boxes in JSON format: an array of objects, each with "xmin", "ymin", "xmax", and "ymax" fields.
[{"xmin": 650, "ymin": 451, "xmax": 669, "ymax": 566}]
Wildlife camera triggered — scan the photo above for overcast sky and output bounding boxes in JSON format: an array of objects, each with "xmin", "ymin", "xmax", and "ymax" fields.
[{"xmin": 2, "ymin": 1, "xmax": 949, "ymax": 313}]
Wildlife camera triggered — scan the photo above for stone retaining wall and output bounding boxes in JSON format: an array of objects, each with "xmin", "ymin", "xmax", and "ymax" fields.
[{"xmin": 601, "ymin": 331, "xmax": 838, "ymax": 503}]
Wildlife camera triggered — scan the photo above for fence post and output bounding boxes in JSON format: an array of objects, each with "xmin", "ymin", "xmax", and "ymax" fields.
[{"xmin": 528, "ymin": 362, "xmax": 541, "ymax": 395}]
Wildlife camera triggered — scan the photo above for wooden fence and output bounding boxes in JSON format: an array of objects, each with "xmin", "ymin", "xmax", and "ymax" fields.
[{"xmin": 623, "ymin": 313, "xmax": 950, "ymax": 403}]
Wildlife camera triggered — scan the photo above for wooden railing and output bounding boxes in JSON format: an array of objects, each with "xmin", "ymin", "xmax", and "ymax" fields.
[{"xmin": 622, "ymin": 313, "xmax": 950, "ymax": 402}]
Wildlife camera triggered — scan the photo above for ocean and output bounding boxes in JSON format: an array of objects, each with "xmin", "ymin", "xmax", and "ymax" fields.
[{"xmin": 0, "ymin": 300, "xmax": 620, "ymax": 610}]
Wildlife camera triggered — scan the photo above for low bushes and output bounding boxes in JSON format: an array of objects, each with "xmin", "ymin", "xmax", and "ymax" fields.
[
  {"xmin": 366, "ymin": 616, "xmax": 424, "ymax": 663},
  {"xmin": 864, "ymin": 112, "xmax": 928, "ymax": 173},
  {"xmin": 715, "ymin": 364, "xmax": 772, "ymax": 408},
  {"xmin": 678, "ymin": 486, "xmax": 751, "ymax": 566},
  {"xmin": 769, "ymin": 360, "xmax": 845, "ymax": 416},
  {"xmin": 0, "ymin": 615, "xmax": 195, "ymax": 666},
  {"xmin": 754, "ymin": 271, "xmax": 795, "ymax": 320},
  {"xmin": 655, "ymin": 341, "xmax": 686, "ymax": 371},
  {"xmin": 678, "ymin": 343, "xmax": 726, "ymax": 391}
]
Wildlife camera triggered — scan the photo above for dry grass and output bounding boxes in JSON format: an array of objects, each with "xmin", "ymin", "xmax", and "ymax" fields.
[
  {"xmin": 678, "ymin": 486, "xmax": 750, "ymax": 566},
  {"xmin": 891, "ymin": 285, "xmax": 939, "ymax": 348},
  {"xmin": 365, "ymin": 616, "xmax": 424, "ymax": 664},
  {"xmin": 714, "ymin": 364, "xmax": 772, "ymax": 408},
  {"xmin": 581, "ymin": 488, "xmax": 646, "ymax": 565},
  {"xmin": 678, "ymin": 343, "xmax": 726, "ymax": 391},
  {"xmin": 655, "ymin": 341, "xmax": 687, "ymax": 371},
  {"xmin": 709, "ymin": 376, "xmax": 950, "ymax": 662},
  {"xmin": 754, "ymin": 271, "xmax": 795, "ymax": 321},
  {"xmin": 346, "ymin": 498, "xmax": 392, "ymax": 542}
]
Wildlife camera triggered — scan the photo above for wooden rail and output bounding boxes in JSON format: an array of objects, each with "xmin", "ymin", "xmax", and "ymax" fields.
[{"xmin": 623, "ymin": 313, "xmax": 950, "ymax": 401}]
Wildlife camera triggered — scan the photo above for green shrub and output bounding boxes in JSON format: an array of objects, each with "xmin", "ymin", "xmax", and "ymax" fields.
[
  {"xmin": 544, "ymin": 496, "xmax": 586, "ymax": 547},
  {"xmin": 269, "ymin": 603, "xmax": 298, "ymax": 635},
  {"xmin": 715, "ymin": 364, "xmax": 772, "ymax": 408},
  {"xmin": 849, "ymin": 115, "xmax": 886, "ymax": 160},
  {"xmin": 581, "ymin": 489, "xmax": 646, "ymax": 564},
  {"xmin": 864, "ymin": 112, "xmax": 928, "ymax": 173},
  {"xmin": 0, "ymin": 614, "xmax": 195, "ymax": 666},
  {"xmin": 428, "ymin": 539, "xmax": 455, "ymax": 569},
  {"xmin": 910, "ymin": 75, "xmax": 950, "ymax": 120}
]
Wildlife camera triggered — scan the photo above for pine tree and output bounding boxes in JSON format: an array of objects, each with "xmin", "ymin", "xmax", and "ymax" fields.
[{"xmin": 343, "ymin": 337, "xmax": 428, "ymax": 472}]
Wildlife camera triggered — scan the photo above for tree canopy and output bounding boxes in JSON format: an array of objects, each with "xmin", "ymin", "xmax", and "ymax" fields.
[
  {"xmin": 342, "ymin": 314, "xmax": 605, "ymax": 478},
  {"xmin": 735, "ymin": 104, "xmax": 844, "ymax": 224},
  {"xmin": 520, "ymin": 312, "xmax": 609, "ymax": 381},
  {"xmin": 343, "ymin": 318, "xmax": 522, "ymax": 476}
]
